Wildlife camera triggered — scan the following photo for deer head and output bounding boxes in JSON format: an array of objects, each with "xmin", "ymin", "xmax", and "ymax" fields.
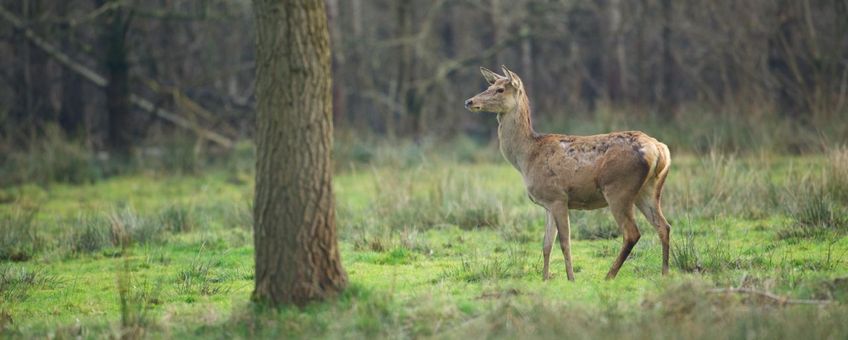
[{"xmin": 464, "ymin": 65, "xmax": 525, "ymax": 114}]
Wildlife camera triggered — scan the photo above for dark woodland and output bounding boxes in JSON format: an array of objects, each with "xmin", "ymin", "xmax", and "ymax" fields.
[{"xmin": 2, "ymin": 0, "xmax": 846, "ymax": 153}]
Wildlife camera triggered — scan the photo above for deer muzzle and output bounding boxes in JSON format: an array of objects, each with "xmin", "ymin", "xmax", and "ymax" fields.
[{"xmin": 465, "ymin": 98, "xmax": 481, "ymax": 111}]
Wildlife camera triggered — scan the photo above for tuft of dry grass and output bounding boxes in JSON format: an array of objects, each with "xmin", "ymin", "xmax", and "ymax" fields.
[
  {"xmin": 826, "ymin": 145, "xmax": 848, "ymax": 203},
  {"xmin": 0, "ymin": 205, "xmax": 42, "ymax": 262},
  {"xmin": 664, "ymin": 151, "xmax": 779, "ymax": 219},
  {"xmin": 67, "ymin": 214, "xmax": 112, "ymax": 256},
  {"xmin": 0, "ymin": 264, "xmax": 57, "ymax": 304},
  {"xmin": 779, "ymin": 172, "xmax": 847, "ymax": 239}
]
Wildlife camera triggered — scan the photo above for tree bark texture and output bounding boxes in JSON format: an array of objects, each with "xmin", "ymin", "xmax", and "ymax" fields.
[{"xmin": 251, "ymin": 0, "xmax": 347, "ymax": 307}]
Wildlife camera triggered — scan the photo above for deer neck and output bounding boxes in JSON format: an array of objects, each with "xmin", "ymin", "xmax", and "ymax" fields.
[{"xmin": 497, "ymin": 95, "xmax": 536, "ymax": 172}]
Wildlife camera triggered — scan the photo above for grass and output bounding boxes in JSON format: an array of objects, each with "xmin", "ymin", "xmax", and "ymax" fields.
[
  {"xmin": 439, "ymin": 247, "xmax": 533, "ymax": 283},
  {"xmin": 175, "ymin": 245, "xmax": 233, "ymax": 298},
  {"xmin": 0, "ymin": 205, "xmax": 42, "ymax": 262},
  {"xmin": 1, "ymin": 142, "xmax": 847, "ymax": 338},
  {"xmin": 66, "ymin": 214, "xmax": 113, "ymax": 255},
  {"xmin": 672, "ymin": 225, "xmax": 702, "ymax": 273},
  {"xmin": 827, "ymin": 146, "xmax": 848, "ymax": 203},
  {"xmin": 0, "ymin": 265, "xmax": 57, "ymax": 305}
]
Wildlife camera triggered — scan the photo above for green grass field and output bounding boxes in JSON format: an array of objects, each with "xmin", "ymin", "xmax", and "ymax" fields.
[{"xmin": 1, "ymin": 146, "xmax": 847, "ymax": 338}]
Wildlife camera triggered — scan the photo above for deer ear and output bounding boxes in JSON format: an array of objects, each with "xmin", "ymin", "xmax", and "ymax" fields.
[
  {"xmin": 480, "ymin": 67, "xmax": 502, "ymax": 85},
  {"xmin": 501, "ymin": 65, "xmax": 523, "ymax": 90}
]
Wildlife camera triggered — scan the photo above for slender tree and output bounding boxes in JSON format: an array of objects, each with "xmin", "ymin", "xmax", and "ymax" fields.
[
  {"xmin": 98, "ymin": 0, "xmax": 133, "ymax": 153},
  {"xmin": 58, "ymin": 0, "xmax": 84, "ymax": 136},
  {"xmin": 658, "ymin": 0, "xmax": 675, "ymax": 118},
  {"xmin": 251, "ymin": 0, "xmax": 347, "ymax": 307}
]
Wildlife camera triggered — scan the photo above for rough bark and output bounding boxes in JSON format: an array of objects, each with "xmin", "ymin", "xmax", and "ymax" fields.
[{"xmin": 251, "ymin": 0, "xmax": 347, "ymax": 307}]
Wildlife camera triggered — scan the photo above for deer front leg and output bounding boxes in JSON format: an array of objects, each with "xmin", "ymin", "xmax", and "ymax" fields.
[
  {"xmin": 549, "ymin": 202, "xmax": 575, "ymax": 281},
  {"xmin": 542, "ymin": 210, "xmax": 557, "ymax": 281}
]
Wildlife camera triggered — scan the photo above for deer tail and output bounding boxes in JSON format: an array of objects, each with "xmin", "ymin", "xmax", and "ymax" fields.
[{"xmin": 652, "ymin": 142, "xmax": 671, "ymax": 200}]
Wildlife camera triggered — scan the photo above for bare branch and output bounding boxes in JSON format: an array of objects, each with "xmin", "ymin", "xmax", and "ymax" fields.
[{"xmin": 0, "ymin": 5, "xmax": 233, "ymax": 149}]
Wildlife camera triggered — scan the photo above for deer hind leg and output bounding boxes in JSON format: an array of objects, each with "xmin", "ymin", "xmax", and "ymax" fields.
[
  {"xmin": 604, "ymin": 194, "xmax": 641, "ymax": 280},
  {"xmin": 542, "ymin": 210, "xmax": 557, "ymax": 281},
  {"xmin": 636, "ymin": 181, "xmax": 671, "ymax": 275},
  {"xmin": 547, "ymin": 202, "xmax": 574, "ymax": 281}
]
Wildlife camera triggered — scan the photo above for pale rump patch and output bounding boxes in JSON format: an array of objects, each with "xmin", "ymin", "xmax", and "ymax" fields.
[{"xmin": 560, "ymin": 141, "xmax": 570, "ymax": 149}]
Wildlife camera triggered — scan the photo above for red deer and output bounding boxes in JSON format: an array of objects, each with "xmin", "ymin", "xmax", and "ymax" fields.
[{"xmin": 464, "ymin": 66, "xmax": 672, "ymax": 280}]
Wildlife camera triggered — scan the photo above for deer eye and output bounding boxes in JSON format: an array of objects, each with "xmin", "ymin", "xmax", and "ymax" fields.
[{"xmin": 496, "ymin": 88, "xmax": 505, "ymax": 93}]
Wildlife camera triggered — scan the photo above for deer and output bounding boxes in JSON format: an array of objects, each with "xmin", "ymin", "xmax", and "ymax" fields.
[{"xmin": 464, "ymin": 66, "xmax": 672, "ymax": 281}]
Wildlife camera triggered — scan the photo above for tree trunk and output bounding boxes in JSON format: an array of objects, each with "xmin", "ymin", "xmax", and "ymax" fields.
[
  {"xmin": 658, "ymin": 0, "xmax": 675, "ymax": 118},
  {"xmin": 326, "ymin": 0, "xmax": 346, "ymax": 126},
  {"xmin": 520, "ymin": 24, "xmax": 534, "ymax": 95},
  {"xmin": 393, "ymin": 0, "xmax": 415, "ymax": 137},
  {"xmin": 487, "ymin": 0, "xmax": 502, "ymax": 67},
  {"xmin": 99, "ymin": 0, "xmax": 132, "ymax": 154},
  {"xmin": 251, "ymin": 0, "xmax": 347, "ymax": 307},
  {"xmin": 58, "ymin": 1, "xmax": 85, "ymax": 136},
  {"xmin": 59, "ymin": 60, "xmax": 86, "ymax": 136},
  {"xmin": 607, "ymin": 0, "xmax": 627, "ymax": 102},
  {"xmin": 768, "ymin": 0, "xmax": 804, "ymax": 119},
  {"xmin": 20, "ymin": 0, "xmax": 54, "ymax": 137},
  {"xmin": 351, "ymin": 0, "xmax": 362, "ymax": 36}
]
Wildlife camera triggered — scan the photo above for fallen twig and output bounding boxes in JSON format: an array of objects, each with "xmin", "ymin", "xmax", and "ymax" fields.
[{"xmin": 708, "ymin": 287, "xmax": 833, "ymax": 305}]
